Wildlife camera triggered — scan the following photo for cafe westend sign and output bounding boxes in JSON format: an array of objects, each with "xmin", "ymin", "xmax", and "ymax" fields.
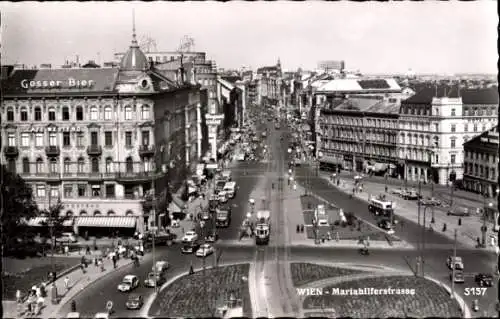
[{"xmin": 21, "ymin": 77, "xmax": 96, "ymax": 89}]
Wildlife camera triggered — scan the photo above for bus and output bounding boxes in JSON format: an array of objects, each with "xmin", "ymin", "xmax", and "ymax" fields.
[{"xmin": 368, "ymin": 197, "xmax": 394, "ymax": 217}]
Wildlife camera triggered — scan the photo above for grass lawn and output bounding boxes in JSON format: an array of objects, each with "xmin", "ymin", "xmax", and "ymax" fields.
[
  {"xmin": 291, "ymin": 263, "xmax": 367, "ymax": 287},
  {"xmin": 303, "ymin": 275, "xmax": 462, "ymax": 318},
  {"xmin": 149, "ymin": 263, "xmax": 251, "ymax": 318},
  {"xmin": 2, "ymin": 256, "xmax": 79, "ymax": 300}
]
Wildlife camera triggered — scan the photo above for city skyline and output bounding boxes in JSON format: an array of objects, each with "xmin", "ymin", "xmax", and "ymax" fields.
[{"xmin": 0, "ymin": 1, "xmax": 498, "ymax": 74}]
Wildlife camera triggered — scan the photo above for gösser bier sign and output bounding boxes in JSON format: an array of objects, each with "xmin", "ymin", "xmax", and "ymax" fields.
[{"xmin": 21, "ymin": 78, "xmax": 95, "ymax": 89}]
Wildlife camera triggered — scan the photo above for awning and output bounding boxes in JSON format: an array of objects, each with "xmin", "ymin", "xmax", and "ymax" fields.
[
  {"xmin": 75, "ymin": 216, "xmax": 136, "ymax": 228},
  {"xmin": 168, "ymin": 196, "xmax": 186, "ymax": 213},
  {"xmin": 23, "ymin": 217, "xmax": 74, "ymax": 227}
]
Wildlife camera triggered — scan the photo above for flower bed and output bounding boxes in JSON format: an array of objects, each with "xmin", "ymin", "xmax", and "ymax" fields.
[
  {"xmin": 291, "ymin": 263, "xmax": 366, "ymax": 287},
  {"xmin": 149, "ymin": 263, "xmax": 251, "ymax": 318},
  {"xmin": 303, "ymin": 275, "xmax": 462, "ymax": 318}
]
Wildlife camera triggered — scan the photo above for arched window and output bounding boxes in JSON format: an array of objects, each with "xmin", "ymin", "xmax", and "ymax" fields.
[
  {"xmin": 126, "ymin": 157, "xmax": 133, "ymax": 172},
  {"xmin": 104, "ymin": 106, "xmax": 112, "ymax": 120},
  {"xmin": 36, "ymin": 158, "xmax": 44, "ymax": 173},
  {"xmin": 79, "ymin": 210, "xmax": 87, "ymax": 216},
  {"xmin": 105, "ymin": 157, "xmax": 113, "ymax": 173},
  {"xmin": 7, "ymin": 107, "xmax": 14, "ymax": 121},
  {"xmin": 62, "ymin": 106, "xmax": 70, "ymax": 121},
  {"xmin": 76, "ymin": 106, "xmax": 84, "ymax": 121},
  {"xmin": 34, "ymin": 107, "xmax": 42, "ymax": 121},
  {"xmin": 20, "ymin": 108, "xmax": 28, "ymax": 121},
  {"xmin": 141, "ymin": 105, "xmax": 150, "ymax": 120},
  {"xmin": 22, "ymin": 157, "xmax": 30, "ymax": 173},
  {"xmin": 107, "ymin": 210, "xmax": 115, "ymax": 216},
  {"xmin": 125, "ymin": 210, "xmax": 134, "ymax": 216},
  {"xmin": 48, "ymin": 107, "xmax": 56, "ymax": 121},
  {"xmin": 66, "ymin": 211, "xmax": 74, "ymax": 217},
  {"xmin": 64, "ymin": 158, "xmax": 71, "ymax": 173},
  {"xmin": 77, "ymin": 157, "xmax": 85, "ymax": 173},
  {"xmin": 90, "ymin": 106, "xmax": 98, "ymax": 121},
  {"xmin": 49, "ymin": 158, "xmax": 58, "ymax": 173},
  {"xmin": 94, "ymin": 210, "xmax": 101, "ymax": 216},
  {"xmin": 124, "ymin": 106, "xmax": 132, "ymax": 120},
  {"xmin": 91, "ymin": 157, "xmax": 99, "ymax": 173}
]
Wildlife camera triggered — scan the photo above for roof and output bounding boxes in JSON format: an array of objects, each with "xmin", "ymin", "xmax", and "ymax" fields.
[
  {"xmin": 402, "ymin": 85, "xmax": 499, "ymax": 105},
  {"xmin": 217, "ymin": 78, "xmax": 235, "ymax": 90},
  {"xmin": 464, "ymin": 125, "xmax": 498, "ymax": 151},
  {"xmin": 1, "ymin": 68, "xmax": 119, "ymax": 96},
  {"xmin": 119, "ymin": 33, "xmax": 149, "ymax": 71},
  {"xmin": 325, "ymin": 97, "xmax": 400, "ymax": 115},
  {"xmin": 461, "ymin": 87, "xmax": 499, "ymax": 104},
  {"xmin": 316, "ymin": 78, "xmax": 401, "ymax": 93}
]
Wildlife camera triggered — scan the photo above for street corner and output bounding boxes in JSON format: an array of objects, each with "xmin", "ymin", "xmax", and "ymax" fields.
[{"xmin": 146, "ymin": 263, "xmax": 252, "ymax": 318}]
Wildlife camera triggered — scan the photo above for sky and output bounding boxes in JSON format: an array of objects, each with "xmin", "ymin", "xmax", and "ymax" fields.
[{"xmin": 0, "ymin": 1, "xmax": 497, "ymax": 74}]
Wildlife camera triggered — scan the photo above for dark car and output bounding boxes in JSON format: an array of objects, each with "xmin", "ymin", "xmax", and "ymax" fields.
[
  {"xmin": 377, "ymin": 220, "xmax": 393, "ymax": 231},
  {"xmin": 475, "ymin": 273, "xmax": 493, "ymax": 287},
  {"xmin": 125, "ymin": 294, "xmax": 144, "ymax": 310},
  {"xmin": 447, "ymin": 209, "xmax": 471, "ymax": 217},
  {"xmin": 181, "ymin": 243, "xmax": 200, "ymax": 254}
]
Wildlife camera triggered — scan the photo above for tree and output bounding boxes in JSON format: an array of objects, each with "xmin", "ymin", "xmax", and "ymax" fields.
[
  {"xmin": 40, "ymin": 199, "xmax": 71, "ymax": 247},
  {"xmin": 1, "ymin": 165, "xmax": 38, "ymax": 248}
]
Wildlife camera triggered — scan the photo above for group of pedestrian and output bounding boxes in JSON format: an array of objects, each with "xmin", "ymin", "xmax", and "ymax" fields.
[{"xmin": 18, "ymin": 283, "xmax": 47, "ymax": 316}]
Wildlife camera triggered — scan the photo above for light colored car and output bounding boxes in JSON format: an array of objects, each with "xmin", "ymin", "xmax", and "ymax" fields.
[
  {"xmin": 152, "ymin": 260, "xmax": 169, "ymax": 274},
  {"xmin": 236, "ymin": 153, "xmax": 246, "ymax": 161},
  {"xmin": 317, "ymin": 219, "xmax": 329, "ymax": 226},
  {"xmin": 182, "ymin": 231, "xmax": 198, "ymax": 243},
  {"xmin": 94, "ymin": 313, "xmax": 109, "ymax": 319},
  {"xmin": 117, "ymin": 275, "xmax": 139, "ymax": 292},
  {"xmin": 56, "ymin": 232, "xmax": 78, "ymax": 243},
  {"xmin": 218, "ymin": 191, "xmax": 228, "ymax": 203},
  {"xmin": 66, "ymin": 312, "xmax": 81, "ymax": 318},
  {"xmin": 196, "ymin": 244, "xmax": 214, "ymax": 257},
  {"xmin": 144, "ymin": 272, "xmax": 165, "ymax": 288},
  {"xmin": 446, "ymin": 256, "xmax": 464, "ymax": 270},
  {"xmin": 450, "ymin": 271, "xmax": 465, "ymax": 283}
]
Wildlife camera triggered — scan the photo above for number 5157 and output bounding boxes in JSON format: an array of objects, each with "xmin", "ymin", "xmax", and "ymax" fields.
[{"xmin": 464, "ymin": 287, "xmax": 487, "ymax": 296}]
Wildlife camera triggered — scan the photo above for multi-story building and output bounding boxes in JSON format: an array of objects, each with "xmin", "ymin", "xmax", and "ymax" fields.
[
  {"xmin": 398, "ymin": 86, "xmax": 498, "ymax": 185},
  {"xmin": 256, "ymin": 59, "xmax": 282, "ymax": 106},
  {"xmin": 1, "ymin": 28, "xmax": 203, "ymax": 235},
  {"xmin": 463, "ymin": 125, "xmax": 498, "ymax": 196}
]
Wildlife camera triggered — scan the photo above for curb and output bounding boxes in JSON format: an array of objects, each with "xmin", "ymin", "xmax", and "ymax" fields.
[
  {"xmin": 424, "ymin": 275, "xmax": 471, "ymax": 318},
  {"xmin": 142, "ymin": 262, "xmax": 250, "ymax": 318}
]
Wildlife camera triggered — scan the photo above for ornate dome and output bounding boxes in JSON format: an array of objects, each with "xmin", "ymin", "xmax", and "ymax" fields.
[{"xmin": 119, "ymin": 19, "xmax": 149, "ymax": 71}]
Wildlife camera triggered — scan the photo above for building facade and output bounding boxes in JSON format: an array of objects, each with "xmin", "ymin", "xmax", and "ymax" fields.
[
  {"xmin": 1, "ymin": 30, "xmax": 203, "ymax": 234},
  {"xmin": 256, "ymin": 59, "xmax": 282, "ymax": 107}
]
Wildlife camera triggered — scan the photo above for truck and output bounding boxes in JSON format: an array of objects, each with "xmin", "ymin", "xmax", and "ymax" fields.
[
  {"xmin": 216, "ymin": 207, "xmax": 232, "ymax": 228},
  {"xmin": 255, "ymin": 210, "xmax": 271, "ymax": 245}
]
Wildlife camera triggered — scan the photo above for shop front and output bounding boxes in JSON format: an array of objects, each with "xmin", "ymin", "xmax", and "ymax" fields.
[
  {"xmin": 343, "ymin": 154, "xmax": 354, "ymax": 171},
  {"xmin": 75, "ymin": 216, "xmax": 137, "ymax": 238}
]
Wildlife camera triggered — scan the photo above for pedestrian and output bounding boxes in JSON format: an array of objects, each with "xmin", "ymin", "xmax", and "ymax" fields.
[
  {"xmin": 112, "ymin": 255, "xmax": 117, "ymax": 269},
  {"xmin": 16, "ymin": 289, "xmax": 22, "ymax": 304},
  {"xmin": 36, "ymin": 286, "xmax": 41, "ymax": 298},
  {"xmin": 71, "ymin": 300, "xmax": 77, "ymax": 312},
  {"xmin": 86, "ymin": 245, "xmax": 91, "ymax": 255},
  {"xmin": 81, "ymin": 263, "xmax": 86, "ymax": 274},
  {"xmin": 64, "ymin": 245, "xmax": 69, "ymax": 256},
  {"xmin": 64, "ymin": 277, "xmax": 70, "ymax": 291},
  {"xmin": 36, "ymin": 295, "xmax": 44, "ymax": 315}
]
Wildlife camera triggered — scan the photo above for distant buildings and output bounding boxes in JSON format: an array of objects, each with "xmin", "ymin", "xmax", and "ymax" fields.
[{"xmin": 256, "ymin": 59, "xmax": 282, "ymax": 107}]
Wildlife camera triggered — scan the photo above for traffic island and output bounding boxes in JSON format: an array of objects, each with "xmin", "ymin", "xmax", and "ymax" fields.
[
  {"xmin": 291, "ymin": 263, "xmax": 367, "ymax": 286},
  {"xmin": 302, "ymin": 275, "xmax": 463, "ymax": 318},
  {"xmin": 148, "ymin": 263, "xmax": 252, "ymax": 318}
]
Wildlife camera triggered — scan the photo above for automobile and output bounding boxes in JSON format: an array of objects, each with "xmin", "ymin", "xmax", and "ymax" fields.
[
  {"xmin": 391, "ymin": 188, "xmax": 404, "ymax": 196},
  {"xmin": 218, "ymin": 191, "xmax": 228, "ymax": 203},
  {"xmin": 196, "ymin": 243, "xmax": 214, "ymax": 257},
  {"xmin": 182, "ymin": 231, "xmax": 198, "ymax": 243},
  {"xmin": 450, "ymin": 271, "xmax": 465, "ymax": 283},
  {"xmin": 181, "ymin": 243, "xmax": 200, "ymax": 254},
  {"xmin": 117, "ymin": 275, "xmax": 139, "ymax": 292},
  {"xmin": 447, "ymin": 209, "xmax": 471, "ymax": 217},
  {"xmin": 205, "ymin": 233, "xmax": 218, "ymax": 243},
  {"xmin": 317, "ymin": 219, "xmax": 329, "ymax": 226},
  {"xmin": 402, "ymin": 191, "xmax": 419, "ymax": 200},
  {"xmin": 427, "ymin": 197, "xmax": 442, "ymax": 206},
  {"xmin": 94, "ymin": 313, "xmax": 109, "ymax": 319},
  {"xmin": 66, "ymin": 312, "xmax": 81, "ymax": 318},
  {"xmin": 125, "ymin": 294, "xmax": 144, "ymax": 310},
  {"xmin": 56, "ymin": 232, "xmax": 78, "ymax": 243},
  {"xmin": 446, "ymin": 256, "xmax": 464, "ymax": 270},
  {"xmin": 201, "ymin": 211, "xmax": 211, "ymax": 221},
  {"xmin": 378, "ymin": 220, "xmax": 393, "ymax": 231},
  {"xmin": 475, "ymin": 273, "xmax": 493, "ymax": 287},
  {"xmin": 144, "ymin": 272, "xmax": 166, "ymax": 288},
  {"xmin": 236, "ymin": 153, "xmax": 246, "ymax": 161},
  {"xmin": 152, "ymin": 260, "xmax": 169, "ymax": 274}
]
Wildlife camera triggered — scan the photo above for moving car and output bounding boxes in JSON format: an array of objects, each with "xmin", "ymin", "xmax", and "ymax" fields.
[
  {"xmin": 447, "ymin": 208, "xmax": 471, "ymax": 217},
  {"xmin": 56, "ymin": 232, "xmax": 78, "ymax": 243},
  {"xmin": 117, "ymin": 275, "xmax": 139, "ymax": 292},
  {"xmin": 377, "ymin": 219, "xmax": 393, "ymax": 232},
  {"xmin": 182, "ymin": 231, "xmax": 198, "ymax": 243},
  {"xmin": 446, "ymin": 256, "xmax": 464, "ymax": 270},
  {"xmin": 181, "ymin": 243, "xmax": 200, "ymax": 254},
  {"xmin": 125, "ymin": 294, "xmax": 144, "ymax": 310},
  {"xmin": 196, "ymin": 243, "xmax": 214, "ymax": 257},
  {"xmin": 475, "ymin": 273, "xmax": 493, "ymax": 287},
  {"xmin": 94, "ymin": 313, "xmax": 109, "ymax": 319},
  {"xmin": 152, "ymin": 260, "xmax": 169, "ymax": 274},
  {"xmin": 144, "ymin": 272, "xmax": 166, "ymax": 288},
  {"xmin": 450, "ymin": 271, "xmax": 465, "ymax": 283},
  {"xmin": 402, "ymin": 190, "xmax": 420, "ymax": 200},
  {"xmin": 317, "ymin": 219, "xmax": 329, "ymax": 227},
  {"xmin": 66, "ymin": 312, "xmax": 81, "ymax": 318},
  {"xmin": 218, "ymin": 191, "xmax": 228, "ymax": 203},
  {"xmin": 391, "ymin": 188, "xmax": 404, "ymax": 196},
  {"xmin": 205, "ymin": 232, "xmax": 218, "ymax": 243},
  {"xmin": 236, "ymin": 153, "xmax": 246, "ymax": 161}
]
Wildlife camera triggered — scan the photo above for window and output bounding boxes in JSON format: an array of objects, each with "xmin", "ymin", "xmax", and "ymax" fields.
[
  {"xmin": 37, "ymin": 185, "xmax": 46, "ymax": 198},
  {"xmin": 105, "ymin": 184, "xmax": 115, "ymax": 198},
  {"xmin": 48, "ymin": 108, "xmax": 56, "ymax": 121},
  {"xmin": 434, "ymin": 123, "xmax": 438, "ymax": 132},
  {"xmin": 35, "ymin": 133, "xmax": 44, "ymax": 147},
  {"xmin": 105, "ymin": 158, "xmax": 113, "ymax": 172},
  {"xmin": 49, "ymin": 158, "xmax": 58, "ymax": 173},
  {"xmin": 142, "ymin": 130, "xmax": 150, "ymax": 145},
  {"xmin": 78, "ymin": 184, "xmax": 86, "ymax": 197},
  {"xmin": 473, "ymin": 124, "xmax": 478, "ymax": 132},
  {"xmin": 125, "ymin": 131, "xmax": 132, "ymax": 147},
  {"xmin": 20, "ymin": 133, "xmax": 30, "ymax": 147},
  {"xmin": 64, "ymin": 185, "xmax": 73, "ymax": 198},
  {"xmin": 62, "ymin": 107, "xmax": 70, "ymax": 121},
  {"xmin": 104, "ymin": 131, "xmax": 113, "ymax": 146},
  {"xmin": 36, "ymin": 158, "xmax": 44, "ymax": 173},
  {"xmin": 7, "ymin": 159, "xmax": 16, "ymax": 173},
  {"xmin": 124, "ymin": 106, "xmax": 132, "ymax": 120},
  {"xmin": 464, "ymin": 124, "xmax": 468, "ymax": 132},
  {"xmin": 450, "ymin": 154, "xmax": 456, "ymax": 164},
  {"xmin": 49, "ymin": 133, "xmax": 57, "ymax": 146},
  {"xmin": 21, "ymin": 108, "xmax": 28, "ymax": 121},
  {"xmin": 126, "ymin": 157, "xmax": 133, "ymax": 172},
  {"xmin": 450, "ymin": 124, "xmax": 456, "ymax": 132},
  {"xmin": 91, "ymin": 158, "xmax": 99, "ymax": 173},
  {"xmin": 64, "ymin": 158, "xmax": 71, "ymax": 173},
  {"xmin": 451, "ymin": 108, "xmax": 456, "ymax": 116},
  {"xmin": 50, "ymin": 186, "xmax": 59, "ymax": 198},
  {"xmin": 8, "ymin": 133, "xmax": 16, "ymax": 146},
  {"xmin": 141, "ymin": 105, "xmax": 150, "ymax": 120},
  {"xmin": 450, "ymin": 138, "xmax": 456, "ymax": 148},
  {"xmin": 7, "ymin": 108, "xmax": 14, "ymax": 121},
  {"xmin": 35, "ymin": 107, "xmax": 42, "ymax": 121},
  {"xmin": 482, "ymin": 124, "xmax": 486, "ymax": 132},
  {"xmin": 76, "ymin": 132, "xmax": 84, "ymax": 147},
  {"xmin": 90, "ymin": 107, "xmax": 98, "ymax": 121},
  {"xmin": 22, "ymin": 158, "xmax": 30, "ymax": 173},
  {"xmin": 91, "ymin": 185, "xmax": 101, "ymax": 197},
  {"xmin": 104, "ymin": 106, "xmax": 112, "ymax": 120},
  {"xmin": 90, "ymin": 132, "xmax": 98, "ymax": 145},
  {"xmin": 76, "ymin": 106, "xmax": 83, "ymax": 121},
  {"xmin": 77, "ymin": 158, "xmax": 85, "ymax": 173},
  {"xmin": 63, "ymin": 132, "xmax": 70, "ymax": 147}
]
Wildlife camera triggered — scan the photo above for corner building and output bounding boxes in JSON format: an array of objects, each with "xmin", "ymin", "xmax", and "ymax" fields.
[{"xmin": 1, "ymin": 32, "xmax": 203, "ymax": 236}]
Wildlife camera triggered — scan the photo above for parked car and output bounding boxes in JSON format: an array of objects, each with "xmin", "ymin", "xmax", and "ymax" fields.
[
  {"xmin": 125, "ymin": 294, "xmax": 144, "ymax": 310},
  {"xmin": 446, "ymin": 256, "xmax": 464, "ymax": 270},
  {"xmin": 391, "ymin": 188, "xmax": 404, "ymax": 196},
  {"xmin": 182, "ymin": 231, "xmax": 198, "ymax": 243},
  {"xmin": 402, "ymin": 191, "xmax": 419, "ymax": 200},
  {"xmin": 56, "ymin": 232, "xmax": 78, "ymax": 243},
  {"xmin": 196, "ymin": 244, "xmax": 214, "ymax": 257},
  {"xmin": 475, "ymin": 273, "xmax": 493, "ymax": 287},
  {"xmin": 450, "ymin": 271, "xmax": 465, "ymax": 283},
  {"xmin": 94, "ymin": 313, "xmax": 109, "ymax": 319},
  {"xmin": 117, "ymin": 275, "xmax": 139, "ymax": 292},
  {"xmin": 447, "ymin": 208, "xmax": 471, "ymax": 217}
]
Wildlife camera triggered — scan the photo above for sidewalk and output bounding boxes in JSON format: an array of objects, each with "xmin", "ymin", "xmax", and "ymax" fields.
[{"xmin": 319, "ymin": 172, "xmax": 497, "ymax": 252}]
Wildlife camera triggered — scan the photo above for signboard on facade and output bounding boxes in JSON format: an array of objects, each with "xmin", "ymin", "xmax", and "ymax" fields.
[
  {"xmin": 206, "ymin": 119, "xmax": 222, "ymax": 126},
  {"xmin": 206, "ymin": 114, "xmax": 224, "ymax": 120},
  {"xmin": 21, "ymin": 78, "xmax": 95, "ymax": 89}
]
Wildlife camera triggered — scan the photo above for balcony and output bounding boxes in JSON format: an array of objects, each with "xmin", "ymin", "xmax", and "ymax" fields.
[
  {"xmin": 45, "ymin": 146, "xmax": 60, "ymax": 157},
  {"xmin": 3, "ymin": 146, "xmax": 19, "ymax": 157},
  {"xmin": 139, "ymin": 145, "xmax": 156, "ymax": 157},
  {"xmin": 116, "ymin": 171, "xmax": 155, "ymax": 183},
  {"xmin": 87, "ymin": 145, "xmax": 102, "ymax": 156},
  {"xmin": 46, "ymin": 172, "xmax": 62, "ymax": 182},
  {"xmin": 88, "ymin": 172, "xmax": 103, "ymax": 181}
]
